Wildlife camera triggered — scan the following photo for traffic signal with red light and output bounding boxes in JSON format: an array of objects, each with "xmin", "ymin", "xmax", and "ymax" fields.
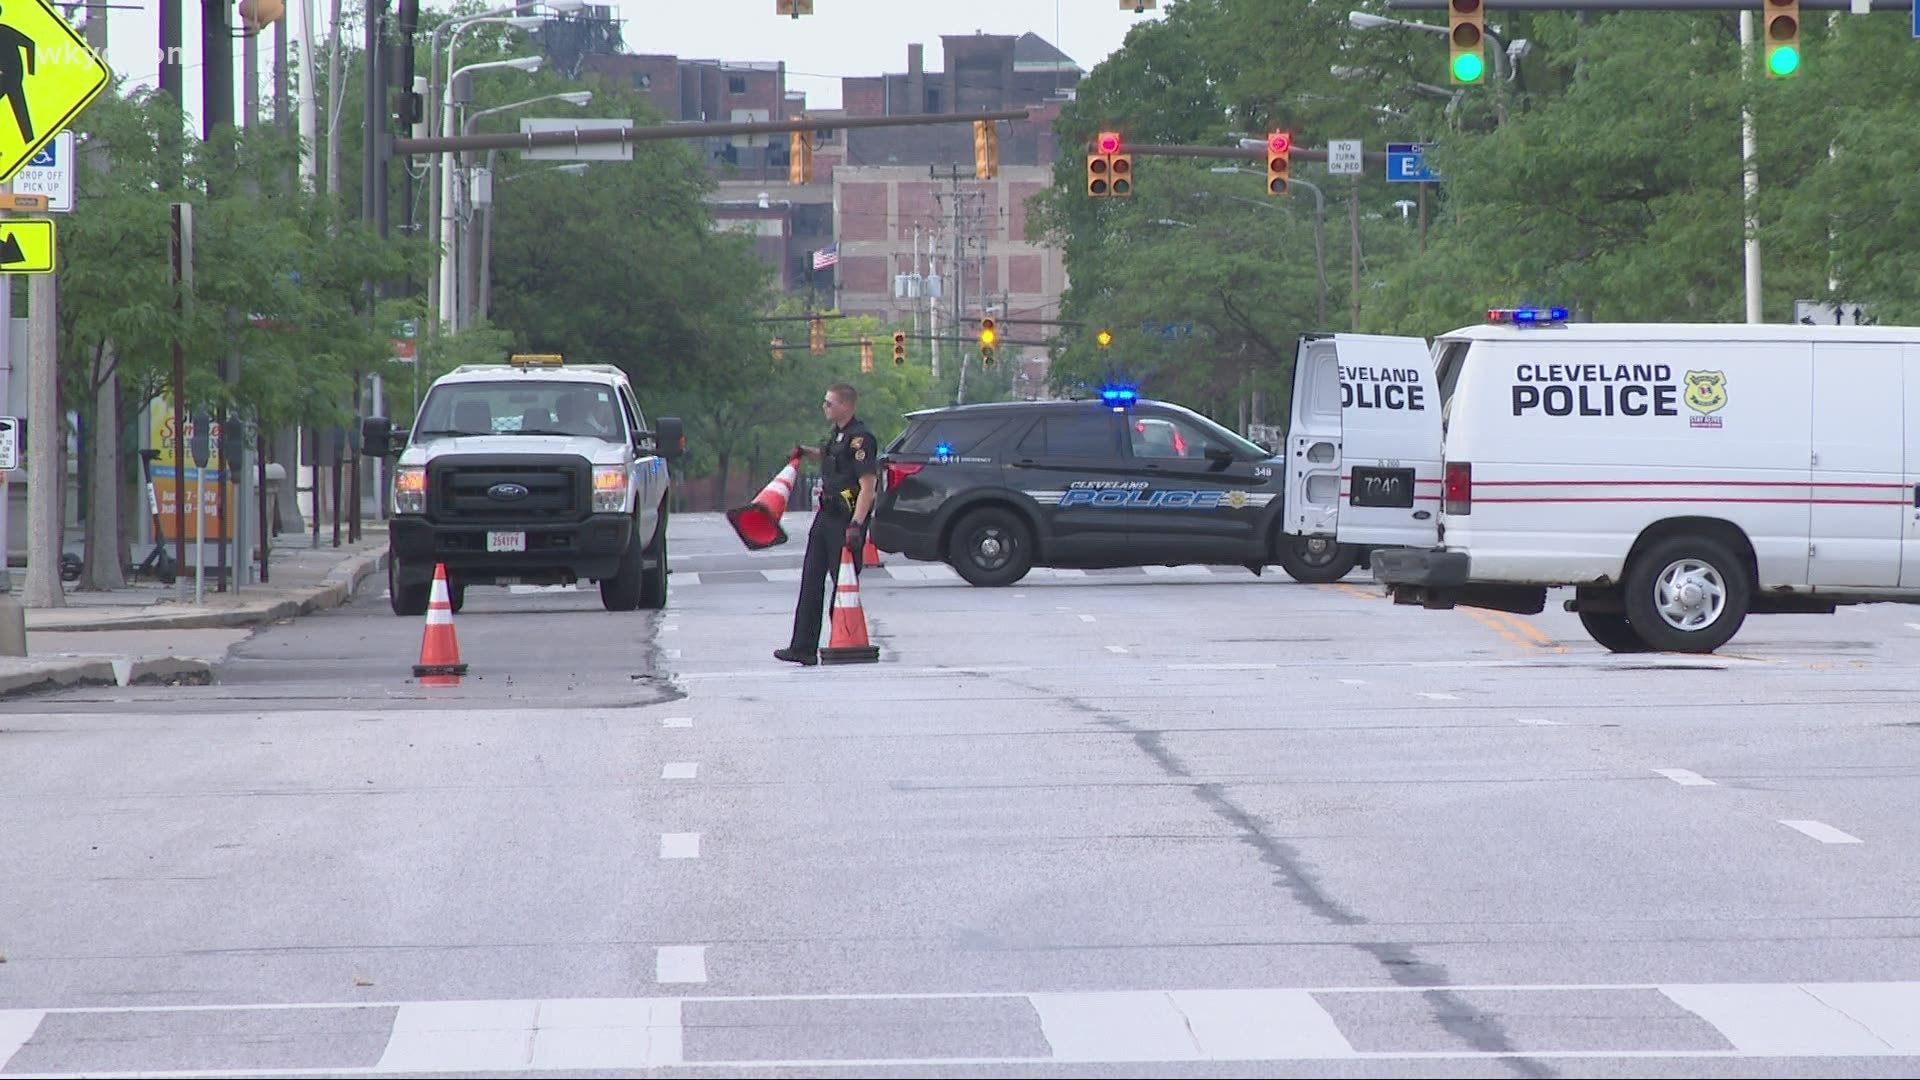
[
  {"xmin": 892, "ymin": 330, "xmax": 907, "ymax": 366},
  {"xmin": 1448, "ymin": 0, "xmax": 1486, "ymax": 84},
  {"xmin": 1763, "ymin": 0, "xmax": 1801, "ymax": 76},
  {"xmin": 1265, "ymin": 131, "xmax": 1291, "ymax": 196},
  {"xmin": 1107, "ymin": 137, "xmax": 1132, "ymax": 198},
  {"xmin": 979, "ymin": 317, "xmax": 997, "ymax": 366},
  {"xmin": 1087, "ymin": 131, "xmax": 1122, "ymax": 197}
]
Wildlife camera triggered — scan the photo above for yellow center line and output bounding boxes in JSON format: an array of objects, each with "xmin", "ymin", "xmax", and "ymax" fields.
[
  {"xmin": 1487, "ymin": 609, "xmax": 1570, "ymax": 654},
  {"xmin": 1464, "ymin": 608, "xmax": 1536, "ymax": 653}
]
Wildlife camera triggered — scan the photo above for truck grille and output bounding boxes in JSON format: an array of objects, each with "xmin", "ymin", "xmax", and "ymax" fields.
[{"xmin": 429, "ymin": 455, "xmax": 588, "ymax": 523}]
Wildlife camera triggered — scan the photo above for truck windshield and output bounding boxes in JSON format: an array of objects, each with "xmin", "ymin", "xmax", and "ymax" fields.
[{"xmin": 414, "ymin": 380, "xmax": 626, "ymax": 442}]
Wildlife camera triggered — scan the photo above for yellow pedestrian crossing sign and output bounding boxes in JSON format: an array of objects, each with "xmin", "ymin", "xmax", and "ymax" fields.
[
  {"xmin": 0, "ymin": 0, "xmax": 110, "ymax": 183},
  {"xmin": 0, "ymin": 219, "xmax": 54, "ymax": 273}
]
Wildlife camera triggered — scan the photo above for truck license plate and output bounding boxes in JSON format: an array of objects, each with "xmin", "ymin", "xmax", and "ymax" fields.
[{"xmin": 487, "ymin": 531, "xmax": 526, "ymax": 553}]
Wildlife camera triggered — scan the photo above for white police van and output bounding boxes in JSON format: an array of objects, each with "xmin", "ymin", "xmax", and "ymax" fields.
[{"xmin": 1311, "ymin": 309, "xmax": 1920, "ymax": 653}]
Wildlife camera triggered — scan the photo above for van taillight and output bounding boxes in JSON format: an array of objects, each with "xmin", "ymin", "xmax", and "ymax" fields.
[
  {"xmin": 884, "ymin": 461, "xmax": 924, "ymax": 490},
  {"xmin": 1443, "ymin": 461, "xmax": 1472, "ymax": 515}
]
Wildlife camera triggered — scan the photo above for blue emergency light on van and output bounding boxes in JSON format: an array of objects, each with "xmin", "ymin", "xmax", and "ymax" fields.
[
  {"xmin": 1100, "ymin": 386, "xmax": 1138, "ymax": 407},
  {"xmin": 1487, "ymin": 307, "xmax": 1569, "ymax": 325}
]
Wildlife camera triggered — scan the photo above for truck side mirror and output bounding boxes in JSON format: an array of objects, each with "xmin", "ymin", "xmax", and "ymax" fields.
[
  {"xmin": 360, "ymin": 416, "xmax": 394, "ymax": 458},
  {"xmin": 655, "ymin": 416, "xmax": 685, "ymax": 461}
]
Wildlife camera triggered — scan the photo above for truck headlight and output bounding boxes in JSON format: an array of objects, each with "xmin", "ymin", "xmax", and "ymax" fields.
[
  {"xmin": 593, "ymin": 466, "xmax": 630, "ymax": 512},
  {"xmin": 393, "ymin": 466, "xmax": 426, "ymax": 514}
]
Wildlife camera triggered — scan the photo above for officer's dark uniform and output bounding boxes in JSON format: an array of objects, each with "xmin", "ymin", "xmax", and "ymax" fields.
[{"xmin": 782, "ymin": 415, "xmax": 878, "ymax": 661}]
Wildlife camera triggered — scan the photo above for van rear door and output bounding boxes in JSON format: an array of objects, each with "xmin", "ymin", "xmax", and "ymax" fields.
[
  {"xmin": 1332, "ymin": 334, "xmax": 1444, "ymax": 548},
  {"xmin": 1285, "ymin": 334, "xmax": 1444, "ymax": 548},
  {"xmin": 1284, "ymin": 335, "xmax": 1343, "ymax": 538}
]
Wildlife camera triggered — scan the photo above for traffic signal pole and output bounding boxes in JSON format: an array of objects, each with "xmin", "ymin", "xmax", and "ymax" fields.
[{"xmin": 392, "ymin": 108, "xmax": 1032, "ymax": 155}]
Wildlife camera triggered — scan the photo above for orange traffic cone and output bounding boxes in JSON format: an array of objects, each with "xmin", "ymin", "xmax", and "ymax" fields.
[
  {"xmin": 862, "ymin": 535, "xmax": 884, "ymax": 568},
  {"xmin": 726, "ymin": 452, "xmax": 801, "ymax": 550},
  {"xmin": 820, "ymin": 545, "xmax": 880, "ymax": 664},
  {"xmin": 412, "ymin": 563, "xmax": 468, "ymax": 686}
]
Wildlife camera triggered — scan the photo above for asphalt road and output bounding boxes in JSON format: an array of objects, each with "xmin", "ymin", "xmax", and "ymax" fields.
[{"xmin": 3, "ymin": 512, "xmax": 1918, "ymax": 1078}]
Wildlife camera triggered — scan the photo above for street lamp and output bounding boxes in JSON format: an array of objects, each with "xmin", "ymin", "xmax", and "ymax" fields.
[
  {"xmin": 425, "ymin": 7, "xmax": 552, "ymax": 331},
  {"xmin": 1208, "ymin": 167, "xmax": 1329, "ymax": 327},
  {"xmin": 436, "ymin": 55, "xmax": 543, "ymax": 333},
  {"xmin": 475, "ymin": 164, "xmax": 591, "ymax": 324},
  {"xmin": 459, "ymin": 91, "xmax": 594, "ymax": 325}
]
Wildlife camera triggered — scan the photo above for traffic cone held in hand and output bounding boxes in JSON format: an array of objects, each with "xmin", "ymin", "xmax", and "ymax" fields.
[
  {"xmin": 726, "ymin": 451, "xmax": 800, "ymax": 550},
  {"xmin": 862, "ymin": 534, "xmax": 884, "ymax": 568},
  {"xmin": 820, "ymin": 544, "xmax": 880, "ymax": 665},
  {"xmin": 412, "ymin": 563, "xmax": 468, "ymax": 686}
]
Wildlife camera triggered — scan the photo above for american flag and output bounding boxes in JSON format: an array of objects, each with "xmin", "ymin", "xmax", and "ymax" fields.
[{"xmin": 812, "ymin": 243, "xmax": 839, "ymax": 271}]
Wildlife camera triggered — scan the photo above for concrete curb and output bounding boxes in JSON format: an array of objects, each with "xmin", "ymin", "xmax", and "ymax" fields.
[
  {"xmin": 25, "ymin": 550, "xmax": 388, "ymax": 633},
  {"xmin": 0, "ymin": 550, "xmax": 387, "ymax": 701},
  {"xmin": 0, "ymin": 656, "xmax": 215, "ymax": 699}
]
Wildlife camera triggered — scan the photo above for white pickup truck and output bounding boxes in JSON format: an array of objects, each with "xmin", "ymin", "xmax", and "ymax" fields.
[{"xmin": 361, "ymin": 353, "xmax": 684, "ymax": 614}]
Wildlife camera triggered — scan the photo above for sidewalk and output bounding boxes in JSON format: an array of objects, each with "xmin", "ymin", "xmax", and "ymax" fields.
[{"xmin": 0, "ymin": 526, "xmax": 389, "ymax": 700}]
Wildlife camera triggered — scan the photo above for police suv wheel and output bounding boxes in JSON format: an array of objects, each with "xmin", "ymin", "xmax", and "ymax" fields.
[
  {"xmin": 949, "ymin": 507, "xmax": 1032, "ymax": 587},
  {"xmin": 1273, "ymin": 534, "xmax": 1361, "ymax": 584},
  {"xmin": 1623, "ymin": 535, "xmax": 1750, "ymax": 653}
]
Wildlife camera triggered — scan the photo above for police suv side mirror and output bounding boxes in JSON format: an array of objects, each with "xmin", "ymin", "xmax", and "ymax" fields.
[
  {"xmin": 1204, "ymin": 445, "xmax": 1235, "ymax": 470},
  {"xmin": 360, "ymin": 416, "xmax": 396, "ymax": 457},
  {"xmin": 655, "ymin": 416, "xmax": 685, "ymax": 461}
]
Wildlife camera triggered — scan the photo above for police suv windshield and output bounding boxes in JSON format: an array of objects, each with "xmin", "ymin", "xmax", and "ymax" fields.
[{"xmin": 414, "ymin": 381, "xmax": 627, "ymax": 442}]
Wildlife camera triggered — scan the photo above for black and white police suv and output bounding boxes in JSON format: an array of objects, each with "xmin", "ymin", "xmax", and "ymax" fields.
[{"xmin": 868, "ymin": 388, "xmax": 1364, "ymax": 587}]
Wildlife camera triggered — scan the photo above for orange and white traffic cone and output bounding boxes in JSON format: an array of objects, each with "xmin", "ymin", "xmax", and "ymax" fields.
[
  {"xmin": 862, "ymin": 534, "xmax": 884, "ymax": 569},
  {"xmin": 819, "ymin": 545, "xmax": 880, "ymax": 665},
  {"xmin": 411, "ymin": 563, "xmax": 468, "ymax": 686},
  {"xmin": 725, "ymin": 452, "xmax": 801, "ymax": 550}
]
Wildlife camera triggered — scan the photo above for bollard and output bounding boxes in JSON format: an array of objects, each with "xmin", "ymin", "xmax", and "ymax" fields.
[{"xmin": 0, "ymin": 592, "xmax": 25, "ymax": 657}]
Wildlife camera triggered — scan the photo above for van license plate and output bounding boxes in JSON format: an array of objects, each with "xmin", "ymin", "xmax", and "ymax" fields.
[
  {"xmin": 487, "ymin": 531, "xmax": 526, "ymax": 553},
  {"xmin": 1351, "ymin": 467, "xmax": 1415, "ymax": 509}
]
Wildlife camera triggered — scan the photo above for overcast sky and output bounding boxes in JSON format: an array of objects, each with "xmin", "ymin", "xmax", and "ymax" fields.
[{"xmin": 94, "ymin": 0, "xmax": 1165, "ymax": 125}]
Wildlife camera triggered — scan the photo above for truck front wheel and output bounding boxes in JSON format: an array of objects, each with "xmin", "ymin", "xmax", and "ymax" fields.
[
  {"xmin": 601, "ymin": 518, "xmax": 644, "ymax": 611},
  {"xmin": 638, "ymin": 504, "xmax": 669, "ymax": 610},
  {"xmin": 389, "ymin": 555, "xmax": 429, "ymax": 617}
]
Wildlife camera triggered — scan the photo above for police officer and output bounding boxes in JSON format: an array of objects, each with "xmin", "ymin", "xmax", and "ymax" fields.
[{"xmin": 776, "ymin": 382, "xmax": 878, "ymax": 665}]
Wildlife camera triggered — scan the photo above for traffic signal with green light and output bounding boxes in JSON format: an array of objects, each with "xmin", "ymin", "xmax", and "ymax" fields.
[
  {"xmin": 1448, "ymin": 0, "xmax": 1486, "ymax": 84},
  {"xmin": 1265, "ymin": 131, "xmax": 1291, "ymax": 195},
  {"xmin": 1764, "ymin": 0, "xmax": 1801, "ymax": 77}
]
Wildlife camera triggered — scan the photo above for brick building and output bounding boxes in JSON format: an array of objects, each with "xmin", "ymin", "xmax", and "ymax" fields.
[{"xmin": 578, "ymin": 31, "xmax": 1082, "ymax": 363}]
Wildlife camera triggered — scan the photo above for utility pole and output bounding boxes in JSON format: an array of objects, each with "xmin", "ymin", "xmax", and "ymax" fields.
[{"xmin": 22, "ymin": 271, "xmax": 61, "ymax": 608}]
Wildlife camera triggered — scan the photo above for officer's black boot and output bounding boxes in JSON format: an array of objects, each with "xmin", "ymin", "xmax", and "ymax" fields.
[{"xmin": 774, "ymin": 646, "xmax": 818, "ymax": 666}]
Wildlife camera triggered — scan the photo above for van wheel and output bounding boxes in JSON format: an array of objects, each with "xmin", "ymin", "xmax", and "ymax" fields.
[
  {"xmin": 1578, "ymin": 610, "xmax": 1650, "ymax": 653},
  {"xmin": 638, "ymin": 504, "xmax": 669, "ymax": 610},
  {"xmin": 601, "ymin": 518, "xmax": 644, "ymax": 611},
  {"xmin": 1624, "ymin": 535, "xmax": 1750, "ymax": 653},
  {"xmin": 949, "ymin": 507, "xmax": 1032, "ymax": 586},
  {"xmin": 1274, "ymin": 534, "xmax": 1361, "ymax": 584}
]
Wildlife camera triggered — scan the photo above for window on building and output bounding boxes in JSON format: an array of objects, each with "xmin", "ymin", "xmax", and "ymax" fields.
[
  {"xmin": 728, "ymin": 76, "xmax": 747, "ymax": 94},
  {"xmin": 633, "ymin": 72, "xmax": 652, "ymax": 89}
]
